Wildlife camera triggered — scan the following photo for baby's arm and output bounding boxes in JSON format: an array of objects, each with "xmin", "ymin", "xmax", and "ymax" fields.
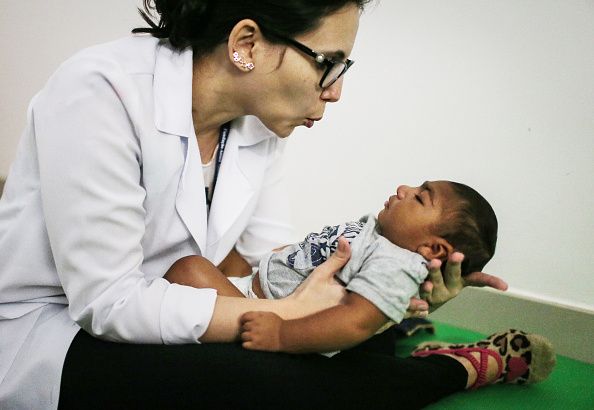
[
  {"xmin": 164, "ymin": 255, "xmax": 245, "ymax": 298},
  {"xmin": 240, "ymin": 292, "xmax": 389, "ymax": 353}
]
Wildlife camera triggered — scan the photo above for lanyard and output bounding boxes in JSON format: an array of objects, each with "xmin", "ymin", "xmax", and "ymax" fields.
[{"xmin": 205, "ymin": 121, "xmax": 231, "ymax": 209}]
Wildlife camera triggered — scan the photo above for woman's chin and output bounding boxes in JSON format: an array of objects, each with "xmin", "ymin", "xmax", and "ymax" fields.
[{"xmin": 272, "ymin": 124, "xmax": 295, "ymax": 139}]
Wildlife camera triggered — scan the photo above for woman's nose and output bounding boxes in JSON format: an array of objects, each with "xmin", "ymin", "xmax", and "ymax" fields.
[{"xmin": 320, "ymin": 77, "xmax": 344, "ymax": 102}]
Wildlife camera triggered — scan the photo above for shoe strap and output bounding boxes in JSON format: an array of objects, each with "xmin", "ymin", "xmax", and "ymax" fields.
[{"xmin": 413, "ymin": 347, "xmax": 503, "ymax": 389}]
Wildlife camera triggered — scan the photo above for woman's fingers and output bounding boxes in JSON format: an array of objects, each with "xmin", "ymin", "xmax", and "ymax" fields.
[
  {"xmin": 463, "ymin": 271, "xmax": 509, "ymax": 291},
  {"xmin": 312, "ymin": 237, "xmax": 351, "ymax": 282},
  {"xmin": 286, "ymin": 237, "xmax": 350, "ymax": 317},
  {"xmin": 406, "ymin": 297, "xmax": 429, "ymax": 318},
  {"xmin": 414, "ymin": 261, "xmax": 440, "ymax": 313},
  {"xmin": 425, "ymin": 259, "xmax": 444, "ymax": 291},
  {"xmin": 442, "ymin": 252, "xmax": 464, "ymax": 290},
  {"xmin": 421, "ymin": 256, "xmax": 463, "ymax": 311},
  {"xmin": 421, "ymin": 280, "xmax": 433, "ymax": 295},
  {"xmin": 420, "ymin": 252, "xmax": 508, "ymax": 313}
]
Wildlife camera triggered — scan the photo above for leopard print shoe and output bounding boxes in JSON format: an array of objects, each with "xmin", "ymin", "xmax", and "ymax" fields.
[{"xmin": 412, "ymin": 329, "xmax": 556, "ymax": 388}]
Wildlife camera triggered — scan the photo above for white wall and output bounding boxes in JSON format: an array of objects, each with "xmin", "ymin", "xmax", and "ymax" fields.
[
  {"xmin": 2, "ymin": 1, "xmax": 593, "ymax": 310},
  {"xmin": 0, "ymin": 0, "xmax": 144, "ymax": 174}
]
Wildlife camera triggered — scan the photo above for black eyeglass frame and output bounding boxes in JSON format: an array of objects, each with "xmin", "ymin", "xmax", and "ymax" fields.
[{"xmin": 267, "ymin": 33, "xmax": 354, "ymax": 89}]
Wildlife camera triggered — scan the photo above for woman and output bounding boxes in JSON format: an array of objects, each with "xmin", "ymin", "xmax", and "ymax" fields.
[{"xmin": 0, "ymin": 1, "xmax": 549, "ymax": 409}]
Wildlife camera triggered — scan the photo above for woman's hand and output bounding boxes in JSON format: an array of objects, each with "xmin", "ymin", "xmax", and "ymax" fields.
[
  {"xmin": 200, "ymin": 238, "xmax": 350, "ymax": 343},
  {"xmin": 284, "ymin": 237, "xmax": 351, "ymax": 318},
  {"xmin": 406, "ymin": 252, "xmax": 509, "ymax": 317}
]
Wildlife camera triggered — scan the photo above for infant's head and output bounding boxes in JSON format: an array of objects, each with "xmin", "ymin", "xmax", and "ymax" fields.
[{"xmin": 377, "ymin": 181, "xmax": 497, "ymax": 275}]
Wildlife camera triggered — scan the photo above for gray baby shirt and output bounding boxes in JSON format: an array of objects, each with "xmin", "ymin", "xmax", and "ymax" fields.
[{"xmin": 258, "ymin": 214, "xmax": 429, "ymax": 323}]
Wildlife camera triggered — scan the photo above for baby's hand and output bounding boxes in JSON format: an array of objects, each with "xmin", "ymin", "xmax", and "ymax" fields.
[{"xmin": 240, "ymin": 311, "xmax": 284, "ymax": 351}]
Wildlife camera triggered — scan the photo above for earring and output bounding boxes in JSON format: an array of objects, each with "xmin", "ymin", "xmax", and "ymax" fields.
[{"xmin": 233, "ymin": 51, "xmax": 255, "ymax": 71}]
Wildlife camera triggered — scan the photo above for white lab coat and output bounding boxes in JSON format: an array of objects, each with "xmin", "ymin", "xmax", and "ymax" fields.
[{"xmin": 0, "ymin": 36, "xmax": 293, "ymax": 409}]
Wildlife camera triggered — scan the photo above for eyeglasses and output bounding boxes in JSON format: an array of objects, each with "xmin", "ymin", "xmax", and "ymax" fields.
[{"xmin": 269, "ymin": 33, "xmax": 355, "ymax": 89}]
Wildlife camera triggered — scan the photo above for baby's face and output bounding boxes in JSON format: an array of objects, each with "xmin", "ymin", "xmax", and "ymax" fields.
[{"xmin": 377, "ymin": 181, "xmax": 455, "ymax": 252}]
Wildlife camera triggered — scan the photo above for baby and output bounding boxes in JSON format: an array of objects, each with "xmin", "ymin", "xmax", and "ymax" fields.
[{"xmin": 165, "ymin": 180, "xmax": 498, "ymax": 353}]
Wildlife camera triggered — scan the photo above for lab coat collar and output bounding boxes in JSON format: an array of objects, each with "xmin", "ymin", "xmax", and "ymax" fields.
[
  {"xmin": 153, "ymin": 41, "xmax": 194, "ymax": 138},
  {"xmin": 153, "ymin": 41, "xmax": 277, "ymax": 257},
  {"xmin": 153, "ymin": 41, "xmax": 207, "ymax": 252}
]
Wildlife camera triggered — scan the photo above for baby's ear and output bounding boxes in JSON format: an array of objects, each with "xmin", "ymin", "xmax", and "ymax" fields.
[{"xmin": 417, "ymin": 237, "xmax": 453, "ymax": 261}]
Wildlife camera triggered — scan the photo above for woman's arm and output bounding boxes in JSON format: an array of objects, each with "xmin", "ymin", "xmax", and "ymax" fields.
[
  {"xmin": 240, "ymin": 292, "xmax": 388, "ymax": 353},
  {"xmin": 200, "ymin": 238, "xmax": 352, "ymax": 342},
  {"xmin": 34, "ymin": 53, "xmax": 312, "ymax": 346},
  {"xmin": 34, "ymin": 56, "xmax": 195, "ymax": 344}
]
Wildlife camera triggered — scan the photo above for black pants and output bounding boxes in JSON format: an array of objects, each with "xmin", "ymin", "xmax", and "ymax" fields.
[{"xmin": 59, "ymin": 329, "xmax": 466, "ymax": 410}]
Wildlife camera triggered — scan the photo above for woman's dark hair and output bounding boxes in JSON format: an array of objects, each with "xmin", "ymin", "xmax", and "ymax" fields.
[
  {"xmin": 132, "ymin": 0, "xmax": 372, "ymax": 56},
  {"xmin": 438, "ymin": 182, "xmax": 498, "ymax": 276}
]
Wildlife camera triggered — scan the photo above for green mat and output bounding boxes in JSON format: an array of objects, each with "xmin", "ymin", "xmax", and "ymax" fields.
[{"xmin": 395, "ymin": 322, "xmax": 594, "ymax": 409}]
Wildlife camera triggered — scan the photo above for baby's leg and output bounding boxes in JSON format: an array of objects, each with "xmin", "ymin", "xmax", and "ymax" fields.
[
  {"xmin": 164, "ymin": 255, "xmax": 245, "ymax": 297},
  {"xmin": 217, "ymin": 248, "xmax": 253, "ymax": 278}
]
